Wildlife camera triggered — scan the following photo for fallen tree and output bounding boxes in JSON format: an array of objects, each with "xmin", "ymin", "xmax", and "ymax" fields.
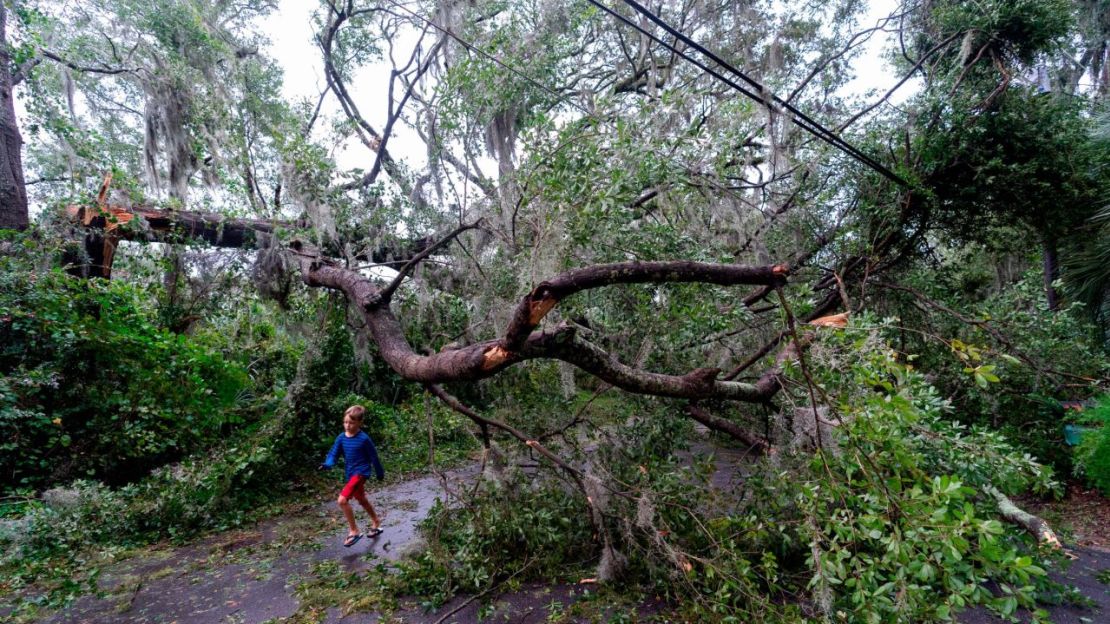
[
  {"xmin": 65, "ymin": 198, "xmax": 1066, "ymax": 587},
  {"xmin": 62, "ymin": 197, "xmax": 440, "ymax": 279},
  {"xmin": 63, "ymin": 192, "xmax": 798, "ymax": 447}
]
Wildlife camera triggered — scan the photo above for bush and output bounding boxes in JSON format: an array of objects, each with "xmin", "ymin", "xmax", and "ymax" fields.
[
  {"xmin": 1073, "ymin": 395, "xmax": 1110, "ymax": 495},
  {"xmin": 0, "ymin": 262, "xmax": 247, "ymax": 492},
  {"xmin": 879, "ymin": 268, "xmax": 1109, "ymax": 473}
]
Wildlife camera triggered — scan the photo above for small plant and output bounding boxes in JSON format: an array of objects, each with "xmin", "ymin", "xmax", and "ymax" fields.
[{"xmin": 1073, "ymin": 395, "xmax": 1110, "ymax": 495}]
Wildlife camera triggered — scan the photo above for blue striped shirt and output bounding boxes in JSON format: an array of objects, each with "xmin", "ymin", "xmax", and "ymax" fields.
[{"xmin": 323, "ymin": 431, "xmax": 384, "ymax": 481}]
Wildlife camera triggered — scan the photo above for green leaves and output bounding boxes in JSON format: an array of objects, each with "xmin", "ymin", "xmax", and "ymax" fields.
[
  {"xmin": 0, "ymin": 261, "xmax": 246, "ymax": 491},
  {"xmin": 1073, "ymin": 395, "xmax": 1110, "ymax": 495},
  {"xmin": 932, "ymin": 0, "xmax": 1073, "ymax": 64},
  {"xmin": 963, "ymin": 364, "xmax": 1000, "ymax": 389}
]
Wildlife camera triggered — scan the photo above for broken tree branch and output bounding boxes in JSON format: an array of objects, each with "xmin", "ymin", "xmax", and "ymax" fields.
[
  {"xmin": 983, "ymin": 485, "xmax": 1062, "ymax": 550},
  {"xmin": 376, "ymin": 220, "xmax": 480, "ymax": 304},
  {"xmin": 685, "ymin": 403, "xmax": 770, "ymax": 454},
  {"xmin": 501, "ymin": 262, "xmax": 790, "ymax": 352},
  {"xmin": 426, "ymin": 383, "xmax": 583, "ymax": 479},
  {"xmin": 289, "ymin": 240, "xmax": 792, "ymax": 402},
  {"xmin": 64, "ymin": 201, "xmax": 447, "ymax": 279}
]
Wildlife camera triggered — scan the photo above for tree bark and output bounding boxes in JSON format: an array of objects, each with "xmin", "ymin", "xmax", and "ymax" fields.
[
  {"xmin": 65, "ymin": 202, "xmax": 442, "ymax": 278},
  {"xmin": 501, "ymin": 262, "xmax": 788, "ymax": 352},
  {"xmin": 69, "ymin": 204, "xmax": 278, "ymax": 249},
  {"xmin": 984, "ymin": 485, "xmax": 1062, "ymax": 549},
  {"xmin": 65, "ymin": 203, "xmax": 281, "ymax": 278},
  {"xmin": 0, "ymin": 7, "xmax": 29, "ymax": 231},
  {"xmin": 1043, "ymin": 234, "xmax": 1060, "ymax": 311},
  {"xmin": 291, "ymin": 241, "xmax": 790, "ymax": 401}
]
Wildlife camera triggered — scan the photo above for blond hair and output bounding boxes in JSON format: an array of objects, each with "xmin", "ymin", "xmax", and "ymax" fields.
[{"xmin": 344, "ymin": 405, "xmax": 366, "ymax": 422}]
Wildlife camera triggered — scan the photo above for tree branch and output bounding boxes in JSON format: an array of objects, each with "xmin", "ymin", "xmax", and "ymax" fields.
[
  {"xmin": 40, "ymin": 49, "xmax": 141, "ymax": 76},
  {"xmin": 500, "ymin": 261, "xmax": 790, "ymax": 352},
  {"xmin": 837, "ymin": 31, "xmax": 962, "ymax": 132},
  {"xmin": 364, "ymin": 32, "xmax": 444, "ymax": 187},
  {"xmin": 426, "ymin": 383, "xmax": 583, "ymax": 479},
  {"xmin": 376, "ymin": 220, "xmax": 480, "ymax": 304},
  {"xmin": 684, "ymin": 403, "xmax": 770, "ymax": 454},
  {"xmin": 290, "ymin": 243, "xmax": 791, "ymax": 403}
]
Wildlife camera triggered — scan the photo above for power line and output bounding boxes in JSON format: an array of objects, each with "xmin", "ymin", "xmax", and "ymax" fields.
[
  {"xmin": 595, "ymin": 0, "xmax": 909, "ymax": 187},
  {"xmin": 605, "ymin": 0, "xmax": 905, "ymax": 184},
  {"xmin": 386, "ymin": 0, "xmax": 907, "ymax": 187}
]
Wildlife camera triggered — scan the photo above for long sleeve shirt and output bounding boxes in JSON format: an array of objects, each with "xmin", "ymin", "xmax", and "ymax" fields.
[{"xmin": 323, "ymin": 431, "xmax": 385, "ymax": 480}]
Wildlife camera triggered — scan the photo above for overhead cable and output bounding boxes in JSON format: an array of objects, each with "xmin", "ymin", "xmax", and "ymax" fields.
[{"xmin": 596, "ymin": 0, "xmax": 909, "ymax": 187}]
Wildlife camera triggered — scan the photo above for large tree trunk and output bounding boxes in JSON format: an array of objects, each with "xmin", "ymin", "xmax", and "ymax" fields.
[
  {"xmin": 0, "ymin": 7, "xmax": 28, "ymax": 231},
  {"xmin": 64, "ymin": 202, "xmax": 443, "ymax": 278}
]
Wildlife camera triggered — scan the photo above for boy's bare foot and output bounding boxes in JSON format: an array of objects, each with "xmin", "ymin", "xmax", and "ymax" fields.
[
  {"xmin": 367, "ymin": 526, "xmax": 383, "ymax": 538},
  {"xmin": 343, "ymin": 533, "xmax": 363, "ymax": 547}
]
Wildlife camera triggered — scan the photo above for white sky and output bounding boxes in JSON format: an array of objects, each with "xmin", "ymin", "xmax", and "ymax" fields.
[
  {"xmin": 842, "ymin": 0, "xmax": 914, "ymax": 99},
  {"xmin": 259, "ymin": 0, "xmax": 429, "ymax": 171}
]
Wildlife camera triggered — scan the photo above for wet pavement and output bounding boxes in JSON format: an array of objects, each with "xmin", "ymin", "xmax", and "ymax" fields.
[
  {"xmin": 958, "ymin": 546, "xmax": 1110, "ymax": 624},
  {"xmin": 35, "ymin": 470, "xmax": 469, "ymax": 624}
]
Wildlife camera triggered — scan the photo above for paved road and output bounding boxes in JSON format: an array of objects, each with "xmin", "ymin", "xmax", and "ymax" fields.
[
  {"xmin": 959, "ymin": 546, "xmax": 1109, "ymax": 624},
  {"xmin": 39, "ymin": 470, "xmax": 460, "ymax": 624}
]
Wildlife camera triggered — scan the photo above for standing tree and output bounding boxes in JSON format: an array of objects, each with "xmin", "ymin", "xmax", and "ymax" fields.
[
  {"xmin": 0, "ymin": 5, "xmax": 28, "ymax": 230},
  {"xmin": 905, "ymin": 0, "xmax": 1105, "ymax": 309}
]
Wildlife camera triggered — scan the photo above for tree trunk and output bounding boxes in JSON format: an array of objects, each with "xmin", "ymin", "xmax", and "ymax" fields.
[
  {"xmin": 0, "ymin": 7, "xmax": 29, "ymax": 231},
  {"xmin": 1043, "ymin": 234, "xmax": 1060, "ymax": 311},
  {"xmin": 65, "ymin": 204, "xmax": 280, "ymax": 278},
  {"xmin": 64, "ymin": 202, "xmax": 445, "ymax": 278}
]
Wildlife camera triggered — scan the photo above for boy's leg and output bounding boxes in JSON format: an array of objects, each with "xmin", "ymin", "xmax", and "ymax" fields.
[
  {"xmin": 337, "ymin": 494, "xmax": 359, "ymax": 535},
  {"xmin": 353, "ymin": 489, "xmax": 380, "ymax": 530},
  {"xmin": 338, "ymin": 475, "xmax": 367, "ymax": 536}
]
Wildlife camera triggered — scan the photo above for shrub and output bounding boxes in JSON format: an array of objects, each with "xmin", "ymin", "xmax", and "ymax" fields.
[
  {"xmin": 0, "ymin": 262, "xmax": 246, "ymax": 491},
  {"xmin": 1073, "ymin": 395, "xmax": 1110, "ymax": 495},
  {"xmin": 879, "ymin": 268, "xmax": 1109, "ymax": 473}
]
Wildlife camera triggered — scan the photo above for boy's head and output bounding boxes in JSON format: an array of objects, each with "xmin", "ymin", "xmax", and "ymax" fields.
[{"xmin": 343, "ymin": 405, "xmax": 366, "ymax": 435}]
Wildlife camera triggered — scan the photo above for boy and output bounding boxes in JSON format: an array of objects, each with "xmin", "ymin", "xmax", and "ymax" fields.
[{"xmin": 319, "ymin": 405, "xmax": 385, "ymax": 547}]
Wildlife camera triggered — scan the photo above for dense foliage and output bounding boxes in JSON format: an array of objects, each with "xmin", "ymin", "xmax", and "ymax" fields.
[
  {"xmin": 0, "ymin": 242, "xmax": 246, "ymax": 490},
  {"xmin": 1, "ymin": 0, "xmax": 1109, "ymax": 621},
  {"xmin": 290, "ymin": 324, "xmax": 1069, "ymax": 623},
  {"xmin": 1074, "ymin": 395, "xmax": 1110, "ymax": 494}
]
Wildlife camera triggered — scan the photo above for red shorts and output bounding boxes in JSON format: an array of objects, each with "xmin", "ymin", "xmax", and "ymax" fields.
[{"xmin": 340, "ymin": 474, "xmax": 367, "ymax": 499}]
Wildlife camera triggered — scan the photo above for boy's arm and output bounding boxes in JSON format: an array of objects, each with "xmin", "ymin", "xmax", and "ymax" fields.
[
  {"xmin": 322, "ymin": 435, "xmax": 342, "ymax": 469},
  {"xmin": 363, "ymin": 437, "xmax": 385, "ymax": 480}
]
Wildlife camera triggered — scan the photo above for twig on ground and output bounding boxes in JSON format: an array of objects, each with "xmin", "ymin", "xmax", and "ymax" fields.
[{"xmin": 431, "ymin": 558, "xmax": 536, "ymax": 624}]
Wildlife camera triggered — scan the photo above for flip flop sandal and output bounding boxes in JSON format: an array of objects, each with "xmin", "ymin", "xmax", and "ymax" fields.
[
  {"xmin": 367, "ymin": 527, "xmax": 383, "ymax": 538},
  {"xmin": 343, "ymin": 533, "xmax": 363, "ymax": 547}
]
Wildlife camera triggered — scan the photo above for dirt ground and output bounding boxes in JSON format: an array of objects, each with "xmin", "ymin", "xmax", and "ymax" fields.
[{"xmin": 1025, "ymin": 483, "xmax": 1110, "ymax": 551}]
